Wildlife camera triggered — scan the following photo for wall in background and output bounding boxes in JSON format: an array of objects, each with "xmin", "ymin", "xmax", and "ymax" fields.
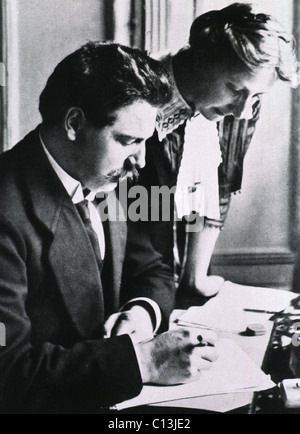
[{"xmin": 4, "ymin": 0, "xmax": 106, "ymax": 149}]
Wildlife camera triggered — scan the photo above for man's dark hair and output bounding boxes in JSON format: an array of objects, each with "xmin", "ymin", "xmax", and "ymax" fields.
[
  {"xmin": 189, "ymin": 2, "xmax": 299, "ymax": 87},
  {"xmin": 39, "ymin": 42, "xmax": 173, "ymax": 127}
]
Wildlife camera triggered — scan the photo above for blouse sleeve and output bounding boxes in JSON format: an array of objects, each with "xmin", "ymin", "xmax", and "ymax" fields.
[{"xmin": 205, "ymin": 97, "xmax": 262, "ymax": 229}]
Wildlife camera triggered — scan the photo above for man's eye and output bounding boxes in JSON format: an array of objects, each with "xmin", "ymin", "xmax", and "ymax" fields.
[
  {"xmin": 228, "ymin": 83, "xmax": 242, "ymax": 94},
  {"xmin": 120, "ymin": 141, "xmax": 135, "ymax": 147},
  {"xmin": 124, "ymin": 140, "xmax": 143, "ymax": 147},
  {"xmin": 118, "ymin": 137, "xmax": 144, "ymax": 147}
]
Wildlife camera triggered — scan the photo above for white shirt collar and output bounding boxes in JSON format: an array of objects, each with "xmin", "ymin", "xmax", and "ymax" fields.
[{"xmin": 39, "ymin": 130, "xmax": 97, "ymax": 204}]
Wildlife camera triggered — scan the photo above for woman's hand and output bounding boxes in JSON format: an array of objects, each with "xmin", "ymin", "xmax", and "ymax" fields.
[{"xmin": 191, "ymin": 275, "xmax": 225, "ymax": 298}]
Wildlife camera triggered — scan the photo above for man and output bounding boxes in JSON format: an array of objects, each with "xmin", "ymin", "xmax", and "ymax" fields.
[
  {"xmin": 141, "ymin": 3, "xmax": 299, "ymax": 296},
  {"xmin": 0, "ymin": 42, "xmax": 217, "ymax": 414}
]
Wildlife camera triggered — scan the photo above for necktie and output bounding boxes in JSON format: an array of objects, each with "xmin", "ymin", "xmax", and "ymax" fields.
[{"xmin": 76, "ymin": 200, "xmax": 103, "ymax": 275}]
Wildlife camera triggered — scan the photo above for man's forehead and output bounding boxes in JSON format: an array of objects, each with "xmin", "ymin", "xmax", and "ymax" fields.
[
  {"xmin": 111, "ymin": 102, "xmax": 157, "ymax": 135},
  {"xmin": 112, "ymin": 124, "xmax": 155, "ymax": 140},
  {"xmin": 114, "ymin": 102, "xmax": 157, "ymax": 119}
]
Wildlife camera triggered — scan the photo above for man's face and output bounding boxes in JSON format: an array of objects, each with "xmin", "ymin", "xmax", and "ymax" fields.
[
  {"xmin": 192, "ymin": 61, "xmax": 277, "ymax": 121},
  {"xmin": 76, "ymin": 101, "xmax": 157, "ymax": 191}
]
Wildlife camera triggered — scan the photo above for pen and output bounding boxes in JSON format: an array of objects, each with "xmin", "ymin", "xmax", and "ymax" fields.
[
  {"xmin": 197, "ymin": 335, "xmax": 214, "ymax": 347},
  {"xmin": 244, "ymin": 308, "xmax": 279, "ymax": 315}
]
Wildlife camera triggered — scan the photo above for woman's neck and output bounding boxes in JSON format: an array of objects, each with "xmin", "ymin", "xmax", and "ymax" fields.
[{"xmin": 172, "ymin": 49, "xmax": 197, "ymax": 109}]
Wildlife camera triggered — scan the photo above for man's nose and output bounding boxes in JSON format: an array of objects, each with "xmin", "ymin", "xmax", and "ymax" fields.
[
  {"xmin": 135, "ymin": 143, "xmax": 146, "ymax": 169},
  {"xmin": 232, "ymin": 93, "xmax": 253, "ymax": 119}
]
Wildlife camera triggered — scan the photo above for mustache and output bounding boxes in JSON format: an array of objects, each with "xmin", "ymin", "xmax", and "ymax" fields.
[{"xmin": 105, "ymin": 157, "xmax": 140, "ymax": 184}]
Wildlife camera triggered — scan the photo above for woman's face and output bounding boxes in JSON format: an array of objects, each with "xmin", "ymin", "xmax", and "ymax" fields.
[{"xmin": 192, "ymin": 60, "xmax": 277, "ymax": 121}]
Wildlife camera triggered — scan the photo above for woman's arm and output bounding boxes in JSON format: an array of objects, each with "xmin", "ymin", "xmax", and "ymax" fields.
[
  {"xmin": 180, "ymin": 225, "xmax": 224, "ymax": 297},
  {"xmin": 181, "ymin": 99, "xmax": 262, "ymax": 298}
]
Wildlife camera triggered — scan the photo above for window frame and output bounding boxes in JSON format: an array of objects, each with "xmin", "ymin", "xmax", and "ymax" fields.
[
  {"xmin": 291, "ymin": 0, "xmax": 300, "ymax": 252},
  {"xmin": 105, "ymin": 0, "xmax": 146, "ymax": 49},
  {"xmin": 0, "ymin": 2, "xmax": 7, "ymax": 153}
]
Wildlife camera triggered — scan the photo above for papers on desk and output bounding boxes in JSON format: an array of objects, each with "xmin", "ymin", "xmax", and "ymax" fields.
[
  {"xmin": 177, "ymin": 282, "xmax": 297, "ymax": 333},
  {"xmin": 115, "ymin": 339, "xmax": 275, "ymax": 411}
]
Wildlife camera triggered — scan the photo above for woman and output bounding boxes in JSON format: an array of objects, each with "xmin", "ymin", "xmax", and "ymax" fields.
[{"xmin": 141, "ymin": 3, "xmax": 299, "ymax": 297}]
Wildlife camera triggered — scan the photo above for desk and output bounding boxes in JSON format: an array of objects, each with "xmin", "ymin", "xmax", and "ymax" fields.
[
  {"xmin": 151, "ymin": 283, "xmax": 297, "ymax": 414},
  {"xmin": 149, "ymin": 310, "xmax": 274, "ymax": 414},
  {"xmin": 119, "ymin": 283, "xmax": 297, "ymax": 414}
]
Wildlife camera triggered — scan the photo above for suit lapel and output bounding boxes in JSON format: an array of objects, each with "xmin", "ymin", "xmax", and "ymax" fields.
[
  {"xmin": 48, "ymin": 200, "xmax": 105, "ymax": 339},
  {"xmin": 21, "ymin": 129, "xmax": 105, "ymax": 339}
]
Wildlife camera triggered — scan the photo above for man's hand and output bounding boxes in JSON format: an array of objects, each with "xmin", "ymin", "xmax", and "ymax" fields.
[
  {"xmin": 104, "ymin": 305, "xmax": 154, "ymax": 344},
  {"xmin": 134, "ymin": 328, "xmax": 218, "ymax": 385}
]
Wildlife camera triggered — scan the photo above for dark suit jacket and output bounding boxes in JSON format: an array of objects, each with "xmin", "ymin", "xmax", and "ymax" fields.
[{"xmin": 0, "ymin": 128, "xmax": 175, "ymax": 414}]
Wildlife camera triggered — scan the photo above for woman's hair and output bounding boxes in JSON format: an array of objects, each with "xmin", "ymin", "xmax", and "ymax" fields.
[
  {"xmin": 39, "ymin": 42, "xmax": 173, "ymax": 127},
  {"xmin": 189, "ymin": 2, "xmax": 299, "ymax": 87}
]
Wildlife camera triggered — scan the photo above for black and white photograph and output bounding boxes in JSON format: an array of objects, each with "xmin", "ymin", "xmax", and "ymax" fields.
[{"xmin": 0, "ymin": 0, "xmax": 300, "ymax": 418}]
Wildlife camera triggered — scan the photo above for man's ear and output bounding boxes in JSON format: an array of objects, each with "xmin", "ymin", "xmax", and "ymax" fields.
[{"xmin": 64, "ymin": 108, "xmax": 85, "ymax": 141}]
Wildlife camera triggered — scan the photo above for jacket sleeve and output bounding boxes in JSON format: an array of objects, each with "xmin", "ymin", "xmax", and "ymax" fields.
[
  {"xmin": 121, "ymin": 220, "xmax": 176, "ymax": 332},
  {"xmin": 0, "ymin": 217, "xmax": 142, "ymax": 414}
]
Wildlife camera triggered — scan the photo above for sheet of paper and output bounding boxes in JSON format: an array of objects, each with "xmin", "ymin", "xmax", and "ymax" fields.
[
  {"xmin": 115, "ymin": 339, "xmax": 275, "ymax": 411},
  {"xmin": 151, "ymin": 392, "xmax": 256, "ymax": 414},
  {"xmin": 178, "ymin": 282, "xmax": 297, "ymax": 333}
]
